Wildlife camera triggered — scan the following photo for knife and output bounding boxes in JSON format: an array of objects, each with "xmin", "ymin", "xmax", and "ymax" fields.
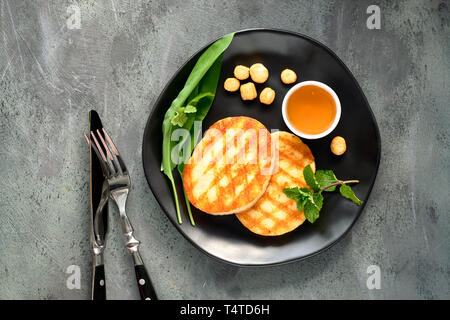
[{"xmin": 88, "ymin": 110, "xmax": 109, "ymax": 300}]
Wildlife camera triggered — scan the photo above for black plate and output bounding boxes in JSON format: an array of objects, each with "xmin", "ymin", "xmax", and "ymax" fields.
[{"xmin": 142, "ymin": 29, "xmax": 380, "ymax": 266}]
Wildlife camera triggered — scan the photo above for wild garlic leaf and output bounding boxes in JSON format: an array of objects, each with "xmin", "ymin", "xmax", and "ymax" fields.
[
  {"xmin": 316, "ymin": 170, "xmax": 339, "ymax": 191},
  {"xmin": 303, "ymin": 164, "xmax": 320, "ymax": 192},
  {"xmin": 339, "ymin": 184, "xmax": 363, "ymax": 205},
  {"xmin": 161, "ymin": 33, "xmax": 234, "ymax": 225}
]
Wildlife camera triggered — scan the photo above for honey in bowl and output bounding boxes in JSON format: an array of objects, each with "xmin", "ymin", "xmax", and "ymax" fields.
[{"xmin": 285, "ymin": 84, "xmax": 337, "ymax": 135}]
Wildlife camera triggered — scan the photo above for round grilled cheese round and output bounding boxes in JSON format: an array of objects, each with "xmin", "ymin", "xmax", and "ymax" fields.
[
  {"xmin": 236, "ymin": 131, "xmax": 315, "ymax": 236},
  {"xmin": 183, "ymin": 116, "xmax": 274, "ymax": 215}
]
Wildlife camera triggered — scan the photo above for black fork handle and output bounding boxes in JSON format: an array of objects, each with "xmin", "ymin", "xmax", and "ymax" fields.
[{"xmin": 134, "ymin": 264, "xmax": 158, "ymax": 300}]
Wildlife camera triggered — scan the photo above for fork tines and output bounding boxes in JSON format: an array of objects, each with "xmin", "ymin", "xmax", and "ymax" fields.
[{"xmin": 85, "ymin": 129, "xmax": 128, "ymax": 177}]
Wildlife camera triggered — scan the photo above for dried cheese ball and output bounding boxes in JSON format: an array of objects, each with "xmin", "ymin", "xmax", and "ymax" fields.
[
  {"xmin": 249, "ymin": 63, "xmax": 269, "ymax": 83},
  {"xmin": 234, "ymin": 65, "xmax": 250, "ymax": 80},
  {"xmin": 330, "ymin": 136, "xmax": 346, "ymax": 155},
  {"xmin": 259, "ymin": 87, "xmax": 275, "ymax": 105},
  {"xmin": 240, "ymin": 82, "xmax": 257, "ymax": 101},
  {"xmin": 224, "ymin": 78, "xmax": 240, "ymax": 92},
  {"xmin": 281, "ymin": 69, "xmax": 297, "ymax": 84}
]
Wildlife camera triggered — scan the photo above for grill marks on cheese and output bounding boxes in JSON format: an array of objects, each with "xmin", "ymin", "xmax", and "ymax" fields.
[
  {"xmin": 183, "ymin": 117, "xmax": 274, "ymax": 215},
  {"xmin": 236, "ymin": 131, "xmax": 315, "ymax": 236}
]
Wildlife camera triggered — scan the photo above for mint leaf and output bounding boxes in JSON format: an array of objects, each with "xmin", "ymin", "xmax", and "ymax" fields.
[
  {"xmin": 284, "ymin": 187, "xmax": 313, "ymax": 200},
  {"xmin": 284, "ymin": 187, "xmax": 314, "ymax": 212},
  {"xmin": 184, "ymin": 104, "xmax": 197, "ymax": 113},
  {"xmin": 297, "ymin": 198, "xmax": 307, "ymax": 212},
  {"xmin": 303, "ymin": 164, "xmax": 320, "ymax": 192},
  {"xmin": 304, "ymin": 199, "xmax": 320, "ymax": 223},
  {"xmin": 170, "ymin": 104, "xmax": 197, "ymax": 127},
  {"xmin": 283, "ymin": 187, "xmax": 301, "ymax": 200},
  {"xmin": 303, "ymin": 193, "xmax": 323, "ymax": 223},
  {"xmin": 339, "ymin": 184, "xmax": 363, "ymax": 205},
  {"xmin": 300, "ymin": 188, "xmax": 314, "ymax": 211},
  {"xmin": 298, "ymin": 187, "xmax": 313, "ymax": 197},
  {"xmin": 312, "ymin": 193, "xmax": 323, "ymax": 210},
  {"xmin": 316, "ymin": 170, "xmax": 338, "ymax": 191},
  {"xmin": 170, "ymin": 108, "xmax": 188, "ymax": 127}
]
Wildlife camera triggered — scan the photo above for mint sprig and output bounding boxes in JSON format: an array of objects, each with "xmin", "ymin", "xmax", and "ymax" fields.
[{"xmin": 283, "ymin": 165, "xmax": 363, "ymax": 223}]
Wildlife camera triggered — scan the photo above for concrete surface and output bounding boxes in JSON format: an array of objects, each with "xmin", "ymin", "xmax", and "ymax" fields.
[{"xmin": 0, "ymin": 0, "xmax": 449, "ymax": 300}]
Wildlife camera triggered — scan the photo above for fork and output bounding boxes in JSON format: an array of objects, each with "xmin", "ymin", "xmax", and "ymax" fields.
[{"xmin": 89, "ymin": 128, "xmax": 158, "ymax": 300}]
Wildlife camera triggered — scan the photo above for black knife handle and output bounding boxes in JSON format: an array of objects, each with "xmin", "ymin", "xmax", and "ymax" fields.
[
  {"xmin": 134, "ymin": 264, "xmax": 158, "ymax": 300},
  {"xmin": 92, "ymin": 265, "xmax": 106, "ymax": 300}
]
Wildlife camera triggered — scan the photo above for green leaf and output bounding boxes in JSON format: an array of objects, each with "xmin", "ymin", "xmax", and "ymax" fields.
[
  {"xmin": 161, "ymin": 34, "xmax": 234, "ymax": 224},
  {"xmin": 304, "ymin": 200, "xmax": 320, "ymax": 223},
  {"xmin": 176, "ymin": 52, "xmax": 227, "ymax": 226},
  {"xmin": 187, "ymin": 85, "xmax": 199, "ymax": 103},
  {"xmin": 177, "ymin": 168, "xmax": 195, "ymax": 226},
  {"xmin": 283, "ymin": 187, "xmax": 301, "ymax": 200},
  {"xmin": 175, "ymin": 59, "xmax": 223, "ymax": 170},
  {"xmin": 162, "ymin": 34, "xmax": 234, "ymax": 172},
  {"xmin": 297, "ymin": 198, "xmax": 307, "ymax": 212},
  {"xmin": 299, "ymin": 187, "xmax": 313, "ymax": 196},
  {"xmin": 303, "ymin": 192, "xmax": 323, "ymax": 223},
  {"xmin": 284, "ymin": 187, "xmax": 316, "ymax": 215},
  {"xmin": 339, "ymin": 184, "xmax": 363, "ymax": 205},
  {"xmin": 283, "ymin": 187, "xmax": 313, "ymax": 200},
  {"xmin": 184, "ymin": 104, "xmax": 197, "ymax": 113},
  {"xmin": 303, "ymin": 164, "xmax": 320, "ymax": 192},
  {"xmin": 177, "ymin": 58, "xmax": 225, "ymax": 226},
  {"xmin": 316, "ymin": 170, "xmax": 339, "ymax": 191},
  {"xmin": 312, "ymin": 192, "xmax": 323, "ymax": 211}
]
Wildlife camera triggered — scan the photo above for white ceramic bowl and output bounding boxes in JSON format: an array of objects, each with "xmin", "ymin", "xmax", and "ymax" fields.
[{"xmin": 282, "ymin": 81, "xmax": 341, "ymax": 140}]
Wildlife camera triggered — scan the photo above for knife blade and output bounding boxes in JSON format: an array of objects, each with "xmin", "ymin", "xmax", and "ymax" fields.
[{"xmin": 89, "ymin": 110, "xmax": 109, "ymax": 300}]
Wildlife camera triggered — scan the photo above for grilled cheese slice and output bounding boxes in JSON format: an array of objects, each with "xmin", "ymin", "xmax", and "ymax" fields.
[
  {"xmin": 183, "ymin": 116, "xmax": 274, "ymax": 215},
  {"xmin": 236, "ymin": 131, "xmax": 315, "ymax": 236}
]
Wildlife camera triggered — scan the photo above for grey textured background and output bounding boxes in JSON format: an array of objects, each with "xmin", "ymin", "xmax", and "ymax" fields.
[{"xmin": 0, "ymin": 0, "xmax": 449, "ymax": 300}]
